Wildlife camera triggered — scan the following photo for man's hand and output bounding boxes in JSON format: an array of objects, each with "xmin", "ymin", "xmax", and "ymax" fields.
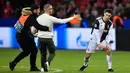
[
  {"xmin": 73, "ymin": 14, "xmax": 80, "ymax": 18},
  {"xmin": 97, "ymin": 43, "xmax": 102, "ymax": 49},
  {"xmin": 31, "ymin": 26, "xmax": 37, "ymax": 34},
  {"xmin": 49, "ymin": 28, "xmax": 52, "ymax": 32},
  {"xmin": 106, "ymin": 43, "xmax": 110, "ymax": 49}
]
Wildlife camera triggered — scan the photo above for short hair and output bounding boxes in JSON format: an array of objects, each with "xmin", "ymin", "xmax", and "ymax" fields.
[
  {"xmin": 44, "ymin": 4, "xmax": 52, "ymax": 11},
  {"xmin": 104, "ymin": 9, "xmax": 113, "ymax": 14},
  {"xmin": 31, "ymin": 4, "xmax": 40, "ymax": 11}
]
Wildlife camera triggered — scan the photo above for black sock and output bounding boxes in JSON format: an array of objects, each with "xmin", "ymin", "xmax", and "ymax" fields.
[{"xmin": 47, "ymin": 53, "xmax": 55, "ymax": 65}]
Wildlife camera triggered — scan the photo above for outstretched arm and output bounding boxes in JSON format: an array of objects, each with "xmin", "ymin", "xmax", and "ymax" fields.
[{"xmin": 51, "ymin": 14, "xmax": 80, "ymax": 24}]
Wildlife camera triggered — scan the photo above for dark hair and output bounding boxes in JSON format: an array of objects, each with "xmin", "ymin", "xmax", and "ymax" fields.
[
  {"xmin": 31, "ymin": 4, "xmax": 40, "ymax": 11},
  {"xmin": 104, "ymin": 9, "xmax": 113, "ymax": 14}
]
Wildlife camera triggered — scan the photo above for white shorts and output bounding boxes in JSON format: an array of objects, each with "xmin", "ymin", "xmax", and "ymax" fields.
[{"xmin": 86, "ymin": 39, "xmax": 107, "ymax": 53}]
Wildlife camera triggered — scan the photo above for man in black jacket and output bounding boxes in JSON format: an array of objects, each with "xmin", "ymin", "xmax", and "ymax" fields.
[{"xmin": 9, "ymin": 4, "xmax": 49, "ymax": 71}]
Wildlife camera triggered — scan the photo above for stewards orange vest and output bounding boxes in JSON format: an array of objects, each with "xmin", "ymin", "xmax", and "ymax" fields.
[
  {"xmin": 19, "ymin": 14, "xmax": 30, "ymax": 26},
  {"xmin": 113, "ymin": 15, "xmax": 123, "ymax": 28},
  {"xmin": 70, "ymin": 17, "xmax": 82, "ymax": 25}
]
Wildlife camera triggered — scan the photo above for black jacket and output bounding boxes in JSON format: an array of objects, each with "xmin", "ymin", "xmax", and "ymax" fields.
[{"xmin": 20, "ymin": 13, "xmax": 49, "ymax": 39}]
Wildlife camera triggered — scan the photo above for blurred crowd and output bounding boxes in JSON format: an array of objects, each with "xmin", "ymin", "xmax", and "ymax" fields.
[{"xmin": 0, "ymin": 0, "xmax": 130, "ymax": 28}]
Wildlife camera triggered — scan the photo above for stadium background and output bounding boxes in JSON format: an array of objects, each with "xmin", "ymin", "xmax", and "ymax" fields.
[{"xmin": 0, "ymin": 0, "xmax": 130, "ymax": 73}]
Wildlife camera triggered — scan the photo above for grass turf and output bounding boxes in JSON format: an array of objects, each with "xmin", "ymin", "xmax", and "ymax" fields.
[{"xmin": 0, "ymin": 49, "xmax": 130, "ymax": 73}]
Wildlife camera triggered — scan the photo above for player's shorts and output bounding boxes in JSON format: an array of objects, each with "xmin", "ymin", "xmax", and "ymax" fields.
[{"xmin": 86, "ymin": 39, "xmax": 107, "ymax": 53}]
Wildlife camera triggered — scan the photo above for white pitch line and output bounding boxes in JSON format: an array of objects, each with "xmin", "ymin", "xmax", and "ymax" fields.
[
  {"xmin": 51, "ymin": 68, "xmax": 63, "ymax": 73},
  {"xmin": 1, "ymin": 66, "xmax": 63, "ymax": 73},
  {"xmin": 1, "ymin": 65, "xmax": 29, "ymax": 68}
]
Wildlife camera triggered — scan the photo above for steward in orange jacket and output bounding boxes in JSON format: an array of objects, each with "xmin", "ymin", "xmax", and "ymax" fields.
[
  {"xmin": 9, "ymin": 4, "xmax": 49, "ymax": 71},
  {"xmin": 113, "ymin": 12, "xmax": 124, "ymax": 28}
]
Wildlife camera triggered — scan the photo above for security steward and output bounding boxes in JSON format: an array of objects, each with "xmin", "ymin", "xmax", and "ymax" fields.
[{"xmin": 9, "ymin": 4, "xmax": 49, "ymax": 71}]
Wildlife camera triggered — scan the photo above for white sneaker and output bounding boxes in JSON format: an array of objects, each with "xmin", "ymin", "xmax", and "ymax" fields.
[
  {"xmin": 41, "ymin": 68, "xmax": 44, "ymax": 72},
  {"xmin": 46, "ymin": 61, "xmax": 49, "ymax": 70}
]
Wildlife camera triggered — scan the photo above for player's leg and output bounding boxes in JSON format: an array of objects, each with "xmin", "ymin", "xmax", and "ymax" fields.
[
  {"xmin": 79, "ymin": 53, "xmax": 92, "ymax": 71},
  {"xmin": 9, "ymin": 50, "xmax": 30, "ymax": 71},
  {"xmin": 38, "ymin": 38, "xmax": 48, "ymax": 72},
  {"xmin": 29, "ymin": 40, "xmax": 40, "ymax": 71},
  {"xmin": 46, "ymin": 38, "xmax": 56, "ymax": 70},
  {"xmin": 79, "ymin": 39, "xmax": 97, "ymax": 71},
  {"xmin": 104, "ymin": 45, "xmax": 114, "ymax": 72},
  {"xmin": 9, "ymin": 35, "xmax": 30, "ymax": 71},
  {"xmin": 47, "ymin": 38, "xmax": 55, "ymax": 64}
]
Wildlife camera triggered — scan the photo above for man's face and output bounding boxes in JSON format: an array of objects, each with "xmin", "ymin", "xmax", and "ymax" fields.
[
  {"xmin": 36, "ymin": 8, "xmax": 40, "ymax": 15},
  {"xmin": 104, "ymin": 12, "xmax": 112, "ymax": 21},
  {"xmin": 48, "ymin": 5, "xmax": 54, "ymax": 15}
]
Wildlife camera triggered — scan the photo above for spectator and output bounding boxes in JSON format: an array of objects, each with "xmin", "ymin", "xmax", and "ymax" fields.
[
  {"xmin": 111, "ymin": 2, "xmax": 117, "ymax": 15},
  {"xmin": 113, "ymin": 11, "xmax": 124, "ymax": 29},
  {"xmin": 50, "ymin": 0, "xmax": 61, "ymax": 6},
  {"xmin": 75, "ymin": 0, "xmax": 90, "ymax": 7},
  {"xmin": 56, "ymin": 7, "xmax": 66, "ymax": 18},
  {"xmin": 91, "ymin": 9, "xmax": 98, "ymax": 18},
  {"xmin": 106, "ymin": 1, "xmax": 113, "ymax": 9},
  {"xmin": 122, "ymin": 0, "xmax": 130, "ymax": 5},
  {"xmin": 0, "ymin": 0, "xmax": 4, "ymax": 17},
  {"xmin": 66, "ymin": 1, "xmax": 77, "ymax": 17},
  {"xmin": 69, "ymin": 14, "xmax": 82, "ymax": 28},
  {"xmin": 34, "ymin": 0, "xmax": 42, "ymax": 5},
  {"xmin": 124, "ymin": 2, "xmax": 130, "ymax": 19},
  {"xmin": 14, "ymin": 6, "xmax": 23, "ymax": 18},
  {"xmin": 116, "ymin": 3, "xmax": 124, "ymax": 18},
  {"xmin": 3, "ymin": 0, "xmax": 14, "ymax": 18},
  {"xmin": 81, "ymin": 9, "xmax": 91, "ymax": 27}
]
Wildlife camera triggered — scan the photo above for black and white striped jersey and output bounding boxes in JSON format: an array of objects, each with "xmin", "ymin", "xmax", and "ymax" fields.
[{"xmin": 91, "ymin": 17, "xmax": 113, "ymax": 44}]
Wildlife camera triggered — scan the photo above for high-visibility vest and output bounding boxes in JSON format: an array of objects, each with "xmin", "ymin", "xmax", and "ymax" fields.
[
  {"xmin": 14, "ymin": 14, "xmax": 30, "ymax": 33},
  {"xmin": 19, "ymin": 14, "xmax": 30, "ymax": 26},
  {"xmin": 113, "ymin": 15, "xmax": 123, "ymax": 28},
  {"xmin": 70, "ymin": 17, "xmax": 82, "ymax": 25}
]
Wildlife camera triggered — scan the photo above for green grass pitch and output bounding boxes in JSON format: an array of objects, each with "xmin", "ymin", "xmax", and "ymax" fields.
[{"xmin": 0, "ymin": 49, "xmax": 130, "ymax": 73}]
